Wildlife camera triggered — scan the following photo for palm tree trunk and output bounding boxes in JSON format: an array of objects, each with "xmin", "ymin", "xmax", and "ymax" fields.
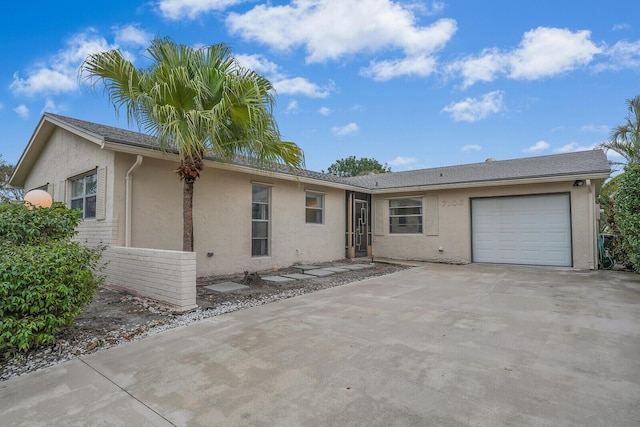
[
  {"xmin": 183, "ymin": 178, "xmax": 195, "ymax": 252},
  {"xmin": 178, "ymin": 151, "xmax": 202, "ymax": 253}
]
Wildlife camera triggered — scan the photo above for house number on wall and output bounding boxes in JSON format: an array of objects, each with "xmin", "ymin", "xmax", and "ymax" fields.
[{"xmin": 442, "ymin": 199, "xmax": 464, "ymax": 207}]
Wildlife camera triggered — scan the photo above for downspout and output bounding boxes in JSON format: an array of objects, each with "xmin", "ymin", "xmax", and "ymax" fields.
[
  {"xmin": 587, "ymin": 179, "xmax": 595, "ymax": 269},
  {"xmin": 125, "ymin": 155, "xmax": 143, "ymax": 247}
]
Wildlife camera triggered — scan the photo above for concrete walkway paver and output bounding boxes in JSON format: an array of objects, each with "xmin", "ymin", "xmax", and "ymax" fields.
[
  {"xmin": 261, "ymin": 275, "xmax": 296, "ymax": 283},
  {"xmin": 280, "ymin": 273, "xmax": 316, "ymax": 280},
  {"xmin": 1, "ymin": 263, "xmax": 639, "ymax": 426},
  {"xmin": 202, "ymin": 282, "xmax": 250, "ymax": 293},
  {"xmin": 303, "ymin": 268, "xmax": 336, "ymax": 277},
  {"xmin": 321, "ymin": 267, "xmax": 352, "ymax": 273}
]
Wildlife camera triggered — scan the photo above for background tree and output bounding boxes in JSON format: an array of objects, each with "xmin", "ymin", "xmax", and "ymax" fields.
[
  {"xmin": 599, "ymin": 95, "xmax": 640, "ymax": 163},
  {"xmin": 597, "ymin": 174, "xmax": 633, "ymax": 267},
  {"xmin": 597, "ymin": 95, "xmax": 640, "ymax": 269},
  {"xmin": 81, "ymin": 37, "xmax": 304, "ymax": 252},
  {"xmin": 324, "ymin": 156, "xmax": 391, "ymax": 177},
  {"xmin": 598, "ymin": 173, "xmax": 624, "ymax": 233},
  {"xmin": 614, "ymin": 162, "xmax": 640, "ymax": 272},
  {"xmin": 0, "ymin": 154, "xmax": 23, "ymax": 202}
]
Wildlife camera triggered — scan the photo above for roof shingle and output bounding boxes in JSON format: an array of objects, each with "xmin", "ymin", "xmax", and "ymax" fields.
[
  {"xmin": 46, "ymin": 113, "xmax": 611, "ymax": 190},
  {"xmin": 344, "ymin": 150, "xmax": 611, "ymax": 189}
]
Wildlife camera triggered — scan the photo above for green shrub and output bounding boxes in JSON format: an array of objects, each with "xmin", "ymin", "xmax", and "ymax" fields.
[
  {"xmin": 0, "ymin": 202, "xmax": 103, "ymax": 355},
  {"xmin": 0, "ymin": 201, "xmax": 79, "ymax": 244},
  {"xmin": 615, "ymin": 162, "xmax": 640, "ymax": 272}
]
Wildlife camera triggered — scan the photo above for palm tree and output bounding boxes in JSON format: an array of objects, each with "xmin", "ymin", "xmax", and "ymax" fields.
[
  {"xmin": 600, "ymin": 95, "xmax": 640, "ymax": 163},
  {"xmin": 81, "ymin": 37, "xmax": 304, "ymax": 251}
]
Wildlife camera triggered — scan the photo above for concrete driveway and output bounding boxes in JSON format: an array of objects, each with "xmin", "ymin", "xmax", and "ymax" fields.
[{"xmin": 1, "ymin": 263, "xmax": 639, "ymax": 426}]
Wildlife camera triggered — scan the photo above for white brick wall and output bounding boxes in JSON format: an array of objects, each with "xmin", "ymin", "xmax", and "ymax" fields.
[
  {"xmin": 75, "ymin": 219, "xmax": 119, "ymax": 247},
  {"xmin": 100, "ymin": 246, "xmax": 197, "ymax": 312}
]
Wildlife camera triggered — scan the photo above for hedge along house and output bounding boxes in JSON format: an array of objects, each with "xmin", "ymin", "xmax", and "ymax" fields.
[{"xmin": 9, "ymin": 114, "xmax": 610, "ymax": 309}]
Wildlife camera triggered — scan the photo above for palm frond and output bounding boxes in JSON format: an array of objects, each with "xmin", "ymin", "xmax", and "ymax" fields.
[
  {"xmin": 80, "ymin": 36, "xmax": 304, "ymax": 171},
  {"xmin": 599, "ymin": 95, "xmax": 640, "ymax": 163}
]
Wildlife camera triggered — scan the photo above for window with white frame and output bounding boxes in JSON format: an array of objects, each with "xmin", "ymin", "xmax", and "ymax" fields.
[
  {"xmin": 252, "ymin": 184, "xmax": 270, "ymax": 256},
  {"xmin": 389, "ymin": 198, "xmax": 423, "ymax": 234},
  {"xmin": 305, "ymin": 192, "xmax": 324, "ymax": 224},
  {"xmin": 70, "ymin": 172, "xmax": 97, "ymax": 219}
]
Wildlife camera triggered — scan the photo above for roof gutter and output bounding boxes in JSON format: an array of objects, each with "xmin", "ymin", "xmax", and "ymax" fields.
[
  {"xmin": 365, "ymin": 172, "xmax": 611, "ymax": 194},
  {"xmin": 98, "ymin": 138, "xmax": 612, "ymax": 193}
]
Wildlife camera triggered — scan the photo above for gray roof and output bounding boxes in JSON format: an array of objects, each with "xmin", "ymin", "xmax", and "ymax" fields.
[
  {"xmin": 46, "ymin": 113, "xmax": 610, "ymax": 191},
  {"xmin": 47, "ymin": 113, "xmax": 161, "ymax": 150},
  {"xmin": 46, "ymin": 113, "xmax": 350, "ymax": 186},
  {"xmin": 344, "ymin": 150, "xmax": 611, "ymax": 189}
]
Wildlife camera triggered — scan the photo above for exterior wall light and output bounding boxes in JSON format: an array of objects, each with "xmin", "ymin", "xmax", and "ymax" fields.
[
  {"xmin": 24, "ymin": 189, "xmax": 53, "ymax": 208},
  {"xmin": 573, "ymin": 180, "xmax": 585, "ymax": 187}
]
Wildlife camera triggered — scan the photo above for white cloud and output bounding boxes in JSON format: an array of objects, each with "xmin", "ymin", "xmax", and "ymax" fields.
[
  {"xmin": 227, "ymin": 0, "xmax": 457, "ymax": 67},
  {"xmin": 460, "ymin": 144, "xmax": 481, "ymax": 152},
  {"xmin": 361, "ymin": 54, "xmax": 437, "ymax": 81},
  {"xmin": 157, "ymin": 0, "xmax": 245, "ymax": 20},
  {"xmin": 447, "ymin": 48, "xmax": 508, "ymax": 88},
  {"xmin": 236, "ymin": 54, "xmax": 332, "ymax": 99},
  {"xmin": 612, "ymin": 23, "xmax": 630, "ymax": 31},
  {"xmin": 523, "ymin": 140, "xmax": 550, "ymax": 153},
  {"xmin": 113, "ymin": 24, "xmax": 152, "ymax": 47},
  {"xmin": 422, "ymin": 1, "xmax": 445, "ymax": 16},
  {"xmin": 11, "ymin": 29, "xmax": 117, "ymax": 96},
  {"xmin": 235, "ymin": 53, "xmax": 281, "ymax": 76},
  {"xmin": 387, "ymin": 156, "xmax": 418, "ymax": 171},
  {"xmin": 273, "ymin": 77, "xmax": 333, "ymax": 98},
  {"xmin": 286, "ymin": 100, "xmax": 299, "ymax": 112},
  {"xmin": 581, "ymin": 124, "xmax": 609, "ymax": 133},
  {"xmin": 605, "ymin": 149, "xmax": 624, "ymax": 159},
  {"xmin": 319, "ymin": 107, "xmax": 331, "ymax": 116},
  {"xmin": 387, "ymin": 156, "xmax": 418, "ymax": 166},
  {"xmin": 12, "ymin": 69, "xmax": 77, "ymax": 97},
  {"xmin": 13, "ymin": 105, "xmax": 29, "ymax": 119},
  {"xmin": 508, "ymin": 27, "xmax": 601, "ymax": 80},
  {"xmin": 595, "ymin": 40, "xmax": 640, "ymax": 72},
  {"xmin": 332, "ymin": 122, "xmax": 359, "ymax": 136},
  {"xmin": 555, "ymin": 142, "xmax": 595, "ymax": 153},
  {"xmin": 42, "ymin": 98, "xmax": 61, "ymax": 114},
  {"xmin": 449, "ymin": 27, "xmax": 601, "ymax": 87},
  {"xmin": 442, "ymin": 90, "xmax": 504, "ymax": 122}
]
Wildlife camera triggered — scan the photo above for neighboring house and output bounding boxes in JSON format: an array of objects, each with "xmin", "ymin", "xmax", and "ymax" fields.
[{"xmin": 9, "ymin": 114, "xmax": 610, "ymax": 307}]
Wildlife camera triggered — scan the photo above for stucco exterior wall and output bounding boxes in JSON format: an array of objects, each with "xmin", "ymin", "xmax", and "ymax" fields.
[
  {"xmin": 371, "ymin": 181, "xmax": 598, "ymax": 270},
  {"xmin": 125, "ymin": 155, "xmax": 183, "ymax": 251},
  {"xmin": 23, "ymin": 127, "xmax": 119, "ymax": 246},
  {"xmin": 112, "ymin": 152, "xmax": 134, "ymax": 246},
  {"xmin": 19, "ymin": 124, "xmax": 601, "ymax": 275},
  {"xmin": 127, "ymin": 158, "xmax": 346, "ymax": 277}
]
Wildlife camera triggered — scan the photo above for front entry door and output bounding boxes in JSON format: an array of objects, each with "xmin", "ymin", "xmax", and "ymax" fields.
[{"xmin": 355, "ymin": 199, "xmax": 368, "ymax": 257}]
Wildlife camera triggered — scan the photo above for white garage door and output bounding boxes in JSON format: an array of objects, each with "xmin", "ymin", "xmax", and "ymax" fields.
[{"xmin": 472, "ymin": 194, "xmax": 572, "ymax": 267}]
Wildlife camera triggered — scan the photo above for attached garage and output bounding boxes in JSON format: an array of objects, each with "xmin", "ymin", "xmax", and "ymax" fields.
[{"xmin": 471, "ymin": 194, "xmax": 572, "ymax": 267}]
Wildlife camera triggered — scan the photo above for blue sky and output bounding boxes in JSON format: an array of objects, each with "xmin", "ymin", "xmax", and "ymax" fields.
[{"xmin": 1, "ymin": 0, "xmax": 639, "ymax": 172}]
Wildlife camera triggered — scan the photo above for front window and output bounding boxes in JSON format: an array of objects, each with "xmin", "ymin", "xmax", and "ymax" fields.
[
  {"xmin": 305, "ymin": 192, "xmax": 324, "ymax": 224},
  {"xmin": 70, "ymin": 172, "xmax": 97, "ymax": 219},
  {"xmin": 252, "ymin": 184, "xmax": 270, "ymax": 256},
  {"xmin": 389, "ymin": 198, "xmax": 423, "ymax": 234}
]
